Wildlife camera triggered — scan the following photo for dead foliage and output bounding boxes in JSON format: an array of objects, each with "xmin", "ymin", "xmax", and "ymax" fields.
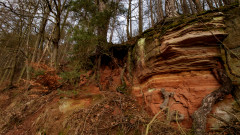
[
  {"xmin": 31, "ymin": 63, "xmax": 61, "ymax": 90},
  {"xmin": 0, "ymin": 87, "xmax": 56, "ymax": 135},
  {"xmin": 64, "ymin": 92, "xmax": 181, "ymax": 135}
]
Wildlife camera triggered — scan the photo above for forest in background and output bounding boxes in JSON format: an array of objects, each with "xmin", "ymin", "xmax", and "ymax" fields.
[{"xmin": 0, "ymin": 0, "xmax": 239, "ymax": 89}]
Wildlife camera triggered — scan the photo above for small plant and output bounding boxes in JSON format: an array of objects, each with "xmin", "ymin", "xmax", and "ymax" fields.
[{"xmin": 59, "ymin": 70, "xmax": 82, "ymax": 86}]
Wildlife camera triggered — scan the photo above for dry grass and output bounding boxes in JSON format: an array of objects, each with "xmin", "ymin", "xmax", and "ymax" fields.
[{"xmin": 64, "ymin": 91, "xmax": 181, "ymax": 135}]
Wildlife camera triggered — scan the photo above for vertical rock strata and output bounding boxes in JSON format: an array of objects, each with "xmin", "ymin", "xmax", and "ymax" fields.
[{"xmin": 132, "ymin": 13, "xmax": 231, "ymax": 128}]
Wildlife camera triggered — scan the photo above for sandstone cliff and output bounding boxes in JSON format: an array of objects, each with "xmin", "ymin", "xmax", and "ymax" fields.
[
  {"xmin": 130, "ymin": 5, "xmax": 240, "ymax": 131},
  {"xmin": 1, "ymin": 5, "xmax": 240, "ymax": 135}
]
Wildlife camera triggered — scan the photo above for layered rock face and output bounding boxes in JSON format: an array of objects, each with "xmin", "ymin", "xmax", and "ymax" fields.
[{"xmin": 132, "ymin": 12, "xmax": 234, "ymax": 128}]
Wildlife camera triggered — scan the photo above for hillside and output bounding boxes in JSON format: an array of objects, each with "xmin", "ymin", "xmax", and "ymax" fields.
[{"xmin": 1, "ymin": 4, "xmax": 240, "ymax": 135}]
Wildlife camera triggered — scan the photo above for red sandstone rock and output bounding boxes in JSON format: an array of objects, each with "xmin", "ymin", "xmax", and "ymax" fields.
[
  {"xmin": 132, "ymin": 13, "xmax": 231, "ymax": 129},
  {"xmin": 133, "ymin": 71, "xmax": 221, "ymax": 128}
]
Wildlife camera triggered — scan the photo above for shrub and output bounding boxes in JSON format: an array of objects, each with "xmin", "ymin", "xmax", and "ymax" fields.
[
  {"xmin": 31, "ymin": 63, "xmax": 61, "ymax": 90},
  {"xmin": 59, "ymin": 70, "xmax": 82, "ymax": 86}
]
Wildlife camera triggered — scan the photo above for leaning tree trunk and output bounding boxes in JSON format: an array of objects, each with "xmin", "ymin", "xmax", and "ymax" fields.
[{"xmin": 192, "ymin": 69, "xmax": 233, "ymax": 135}]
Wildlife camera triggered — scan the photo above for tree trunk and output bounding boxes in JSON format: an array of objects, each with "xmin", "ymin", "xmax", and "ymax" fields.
[
  {"xmin": 9, "ymin": 46, "xmax": 21, "ymax": 87},
  {"xmin": 9, "ymin": 2, "xmax": 37, "ymax": 86},
  {"xmin": 156, "ymin": 0, "xmax": 164, "ymax": 21},
  {"xmin": 109, "ymin": 1, "xmax": 118, "ymax": 43},
  {"xmin": 192, "ymin": 0, "xmax": 203, "ymax": 13},
  {"xmin": 127, "ymin": 0, "xmax": 132, "ymax": 40},
  {"xmin": 206, "ymin": 0, "xmax": 215, "ymax": 9},
  {"xmin": 150, "ymin": 0, "xmax": 154, "ymax": 26},
  {"xmin": 110, "ymin": 14, "xmax": 117, "ymax": 42},
  {"xmin": 97, "ymin": 0, "xmax": 110, "ymax": 45},
  {"xmin": 0, "ymin": 58, "xmax": 13, "ymax": 85},
  {"xmin": 181, "ymin": 0, "xmax": 190, "ymax": 15},
  {"xmin": 188, "ymin": 0, "xmax": 196, "ymax": 14},
  {"xmin": 193, "ymin": 69, "xmax": 233, "ymax": 135},
  {"xmin": 17, "ymin": 31, "xmax": 31, "ymax": 84},
  {"xmin": 213, "ymin": 0, "xmax": 219, "ymax": 8},
  {"xmin": 51, "ymin": 0, "xmax": 62, "ymax": 69},
  {"xmin": 52, "ymin": 22, "xmax": 60, "ymax": 69},
  {"xmin": 139, "ymin": 0, "xmax": 143, "ymax": 34},
  {"xmin": 31, "ymin": 7, "xmax": 49, "ymax": 63},
  {"xmin": 203, "ymin": 0, "xmax": 206, "ymax": 10},
  {"xmin": 175, "ymin": 0, "xmax": 181, "ymax": 14},
  {"xmin": 130, "ymin": 1, "xmax": 132, "ymax": 37},
  {"xmin": 165, "ymin": 0, "xmax": 178, "ymax": 17},
  {"xmin": 38, "ymin": 26, "xmax": 55, "ymax": 65},
  {"xmin": 218, "ymin": 0, "xmax": 223, "ymax": 6}
]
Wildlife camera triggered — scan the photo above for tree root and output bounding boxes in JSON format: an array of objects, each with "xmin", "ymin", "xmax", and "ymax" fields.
[
  {"xmin": 192, "ymin": 69, "xmax": 233, "ymax": 135},
  {"xmin": 160, "ymin": 88, "xmax": 173, "ymax": 110},
  {"xmin": 160, "ymin": 88, "xmax": 184, "ymax": 122}
]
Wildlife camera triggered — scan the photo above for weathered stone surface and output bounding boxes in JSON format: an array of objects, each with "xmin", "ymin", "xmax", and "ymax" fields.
[
  {"xmin": 133, "ymin": 71, "xmax": 221, "ymax": 128},
  {"xmin": 132, "ymin": 13, "xmax": 235, "ymax": 128},
  {"xmin": 134, "ymin": 16, "xmax": 227, "ymax": 82},
  {"xmin": 207, "ymin": 94, "xmax": 235, "ymax": 129}
]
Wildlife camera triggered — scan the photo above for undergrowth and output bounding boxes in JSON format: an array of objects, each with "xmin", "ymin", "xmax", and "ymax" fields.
[
  {"xmin": 64, "ymin": 92, "xmax": 182, "ymax": 135},
  {"xmin": 31, "ymin": 63, "xmax": 61, "ymax": 90}
]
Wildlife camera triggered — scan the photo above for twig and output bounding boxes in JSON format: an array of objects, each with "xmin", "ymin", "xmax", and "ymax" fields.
[
  {"xmin": 210, "ymin": 114, "xmax": 232, "ymax": 127},
  {"xmin": 77, "ymin": 98, "xmax": 106, "ymax": 135},
  {"xmin": 223, "ymin": 109, "xmax": 240, "ymax": 122},
  {"xmin": 145, "ymin": 109, "xmax": 163, "ymax": 135},
  {"xmin": 175, "ymin": 111, "xmax": 186, "ymax": 135}
]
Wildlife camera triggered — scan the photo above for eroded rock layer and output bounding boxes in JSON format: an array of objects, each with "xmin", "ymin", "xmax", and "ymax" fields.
[{"xmin": 132, "ymin": 12, "xmax": 234, "ymax": 128}]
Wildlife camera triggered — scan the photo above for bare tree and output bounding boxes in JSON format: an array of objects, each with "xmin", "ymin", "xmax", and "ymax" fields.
[{"xmin": 45, "ymin": 0, "xmax": 70, "ymax": 68}]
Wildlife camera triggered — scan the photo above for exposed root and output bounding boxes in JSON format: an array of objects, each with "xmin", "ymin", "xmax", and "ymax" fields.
[
  {"xmin": 160, "ymin": 88, "xmax": 173, "ymax": 110},
  {"xmin": 192, "ymin": 69, "xmax": 233, "ymax": 135},
  {"xmin": 160, "ymin": 88, "xmax": 184, "ymax": 122}
]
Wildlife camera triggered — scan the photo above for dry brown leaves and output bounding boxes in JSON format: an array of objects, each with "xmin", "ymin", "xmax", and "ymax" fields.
[{"xmin": 31, "ymin": 63, "xmax": 61, "ymax": 90}]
